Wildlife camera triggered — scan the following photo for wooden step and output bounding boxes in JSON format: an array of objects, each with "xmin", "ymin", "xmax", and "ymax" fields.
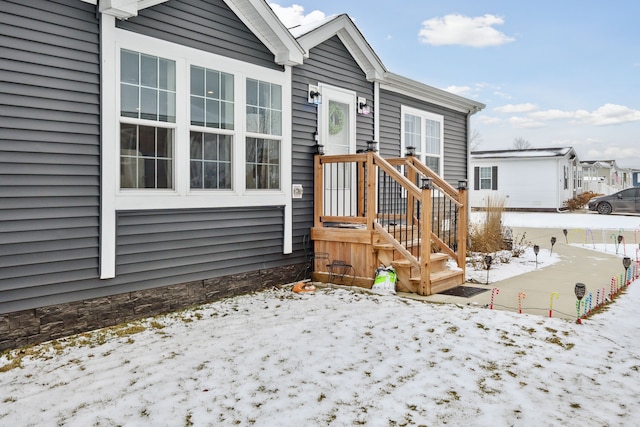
[
  {"xmin": 372, "ymin": 240, "xmax": 421, "ymax": 250},
  {"xmin": 390, "ymin": 253, "xmax": 449, "ymax": 271},
  {"xmin": 409, "ymin": 269, "xmax": 464, "ymax": 295}
]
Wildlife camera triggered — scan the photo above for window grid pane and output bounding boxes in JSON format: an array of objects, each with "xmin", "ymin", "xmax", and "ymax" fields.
[
  {"xmin": 190, "ymin": 66, "xmax": 234, "ymax": 130},
  {"xmin": 120, "ymin": 124, "xmax": 173, "ymax": 189},
  {"xmin": 120, "ymin": 50, "xmax": 176, "ymax": 123},
  {"xmin": 246, "ymin": 137, "xmax": 280, "ymax": 190},
  {"xmin": 246, "ymin": 79, "xmax": 282, "ymax": 136},
  {"xmin": 190, "ymin": 131, "xmax": 232, "ymax": 189}
]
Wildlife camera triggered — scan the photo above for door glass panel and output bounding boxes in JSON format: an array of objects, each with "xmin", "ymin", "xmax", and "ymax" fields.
[
  {"xmin": 321, "ymin": 93, "xmax": 355, "ymax": 216},
  {"xmin": 326, "ymin": 101, "xmax": 350, "ymax": 154}
]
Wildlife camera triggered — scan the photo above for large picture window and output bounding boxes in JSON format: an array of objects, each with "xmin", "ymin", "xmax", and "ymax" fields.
[
  {"xmin": 102, "ymin": 22, "xmax": 294, "ymax": 278},
  {"xmin": 116, "ymin": 45, "xmax": 286, "ymax": 194},
  {"xmin": 401, "ymin": 106, "xmax": 444, "ymax": 174}
]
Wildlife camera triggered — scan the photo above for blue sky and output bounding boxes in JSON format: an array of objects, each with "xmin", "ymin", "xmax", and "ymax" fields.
[{"xmin": 269, "ymin": 1, "xmax": 640, "ymax": 168}]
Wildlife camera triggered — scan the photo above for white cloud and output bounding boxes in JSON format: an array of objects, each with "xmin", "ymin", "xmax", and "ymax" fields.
[
  {"xmin": 508, "ymin": 116, "xmax": 544, "ymax": 129},
  {"xmin": 474, "ymin": 115, "xmax": 502, "ymax": 125},
  {"xmin": 494, "ymin": 103, "xmax": 538, "ymax": 113},
  {"xmin": 269, "ymin": 3, "xmax": 326, "ymax": 28},
  {"xmin": 574, "ymin": 104, "xmax": 640, "ymax": 126},
  {"xmin": 586, "ymin": 145, "xmax": 640, "ymax": 162},
  {"xmin": 529, "ymin": 104, "xmax": 640, "ymax": 126},
  {"xmin": 528, "ymin": 109, "xmax": 576, "ymax": 121},
  {"xmin": 492, "ymin": 91, "xmax": 513, "ymax": 100},
  {"xmin": 418, "ymin": 14, "xmax": 515, "ymax": 47},
  {"xmin": 445, "ymin": 85, "xmax": 473, "ymax": 96}
]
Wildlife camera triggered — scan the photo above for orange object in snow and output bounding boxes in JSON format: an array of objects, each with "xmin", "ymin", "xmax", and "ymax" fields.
[{"xmin": 292, "ymin": 282, "xmax": 316, "ymax": 293}]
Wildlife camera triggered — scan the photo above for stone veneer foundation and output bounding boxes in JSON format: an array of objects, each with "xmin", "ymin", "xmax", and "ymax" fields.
[{"xmin": 0, "ymin": 264, "xmax": 303, "ymax": 352}]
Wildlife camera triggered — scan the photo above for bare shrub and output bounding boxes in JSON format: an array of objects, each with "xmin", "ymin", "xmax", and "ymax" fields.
[
  {"xmin": 469, "ymin": 196, "xmax": 508, "ymax": 254},
  {"xmin": 564, "ymin": 191, "xmax": 603, "ymax": 211}
]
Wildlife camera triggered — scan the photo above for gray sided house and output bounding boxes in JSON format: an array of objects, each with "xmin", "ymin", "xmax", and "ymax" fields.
[{"xmin": 0, "ymin": 0, "xmax": 483, "ymax": 350}]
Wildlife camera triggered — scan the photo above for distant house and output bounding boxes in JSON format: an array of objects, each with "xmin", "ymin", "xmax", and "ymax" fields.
[
  {"xmin": 470, "ymin": 147, "xmax": 581, "ymax": 211},
  {"xmin": 581, "ymin": 160, "xmax": 633, "ymax": 194},
  {"xmin": 0, "ymin": 0, "xmax": 483, "ymax": 350}
]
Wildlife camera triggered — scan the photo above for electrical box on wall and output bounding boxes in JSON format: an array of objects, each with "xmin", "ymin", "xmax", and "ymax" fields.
[{"xmin": 292, "ymin": 184, "xmax": 303, "ymax": 199}]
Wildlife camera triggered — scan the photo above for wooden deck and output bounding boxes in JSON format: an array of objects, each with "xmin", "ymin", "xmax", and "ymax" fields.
[{"xmin": 310, "ymin": 151, "xmax": 468, "ymax": 296}]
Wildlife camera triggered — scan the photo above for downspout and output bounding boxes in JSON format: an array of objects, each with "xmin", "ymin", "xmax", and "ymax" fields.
[{"xmin": 374, "ymin": 81, "xmax": 380, "ymax": 145}]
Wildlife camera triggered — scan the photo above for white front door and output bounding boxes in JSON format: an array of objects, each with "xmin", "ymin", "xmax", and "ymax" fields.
[{"xmin": 319, "ymin": 85, "xmax": 357, "ymax": 216}]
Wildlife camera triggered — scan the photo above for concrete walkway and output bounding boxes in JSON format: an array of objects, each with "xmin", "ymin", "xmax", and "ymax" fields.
[{"xmin": 405, "ymin": 226, "xmax": 636, "ymax": 321}]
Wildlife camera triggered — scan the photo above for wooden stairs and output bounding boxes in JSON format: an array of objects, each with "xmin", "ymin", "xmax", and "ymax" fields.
[{"xmin": 310, "ymin": 151, "xmax": 468, "ymax": 296}]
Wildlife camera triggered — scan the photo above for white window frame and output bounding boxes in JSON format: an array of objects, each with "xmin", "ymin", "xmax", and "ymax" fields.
[
  {"xmin": 400, "ymin": 105, "xmax": 444, "ymax": 176},
  {"xmin": 100, "ymin": 15, "xmax": 292, "ymax": 278},
  {"xmin": 479, "ymin": 166, "xmax": 493, "ymax": 190}
]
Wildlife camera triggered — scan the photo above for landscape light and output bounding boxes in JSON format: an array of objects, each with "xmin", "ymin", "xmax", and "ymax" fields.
[
  {"xmin": 484, "ymin": 254, "xmax": 493, "ymax": 285},
  {"xmin": 623, "ymin": 257, "xmax": 632, "ymax": 285}
]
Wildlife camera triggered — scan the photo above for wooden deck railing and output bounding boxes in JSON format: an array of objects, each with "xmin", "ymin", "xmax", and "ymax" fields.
[{"xmin": 313, "ymin": 151, "xmax": 468, "ymax": 288}]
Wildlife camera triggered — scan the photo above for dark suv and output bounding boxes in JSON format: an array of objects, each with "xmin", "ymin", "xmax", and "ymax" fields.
[{"xmin": 588, "ymin": 188, "xmax": 640, "ymax": 214}]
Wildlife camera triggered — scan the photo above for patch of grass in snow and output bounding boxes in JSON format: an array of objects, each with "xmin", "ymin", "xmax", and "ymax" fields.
[
  {"xmin": 0, "ymin": 358, "xmax": 21, "ymax": 373},
  {"xmin": 0, "ymin": 318, "xmax": 163, "ymax": 372},
  {"xmin": 436, "ymin": 390, "xmax": 461, "ymax": 405},
  {"xmin": 477, "ymin": 378, "xmax": 500, "ymax": 395},
  {"xmin": 185, "ymin": 412, "xmax": 194, "ymax": 426}
]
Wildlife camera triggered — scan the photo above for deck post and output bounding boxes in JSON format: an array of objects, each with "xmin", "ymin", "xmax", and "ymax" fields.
[
  {"xmin": 457, "ymin": 187, "xmax": 468, "ymax": 275},
  {"xmin": 420, "ymin": 184, "xmax": 432, "ymax": 295},
  {"xmin": 313, "ymin": 154, "xmax": 323, "ymax": 228},
  {"xmin": 366, "ymin": 152, "xmax": 377, "ymax": 230}
]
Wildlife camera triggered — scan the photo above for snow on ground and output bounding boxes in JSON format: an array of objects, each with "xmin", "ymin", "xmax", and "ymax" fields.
[{"xmin": 1, "ymin": 212, "xmax": 639, "ymax": 426}]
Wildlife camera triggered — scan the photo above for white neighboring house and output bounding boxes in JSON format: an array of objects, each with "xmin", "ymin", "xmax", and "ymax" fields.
[
  {"xmin": 581, "ymin": 160, "xmax": 634, "ymax": 194},
  {"xmin": 470, "ymin": 147, "xmax": 582, "ymax": 211}
]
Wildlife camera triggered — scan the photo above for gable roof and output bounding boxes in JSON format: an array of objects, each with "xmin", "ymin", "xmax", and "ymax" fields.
[
  {"xmin": 99, "ymin": 0, "xmax": 305, "ymax": 66},
  {"xmin": 471, "ymin": 147, "xmax": 577, "ymax": 160},
  {"xmin": 581, "ymin": 160, "xmax": 619, "ymax": 169},
  {"xmin": 291, "ymin": 13, "xmax": 484, "ymax": 114},
  {"xmin": 292, "ymin": 14, "xmax": 387, "ymax": 81}
]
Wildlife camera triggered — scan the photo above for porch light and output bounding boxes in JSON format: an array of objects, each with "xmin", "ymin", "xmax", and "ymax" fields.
[
  {"xmin": 366, "ymin": 140, "xmax": 377, "ymax": 152},
  {"xmin": 457, "ymin": 180, "xmax": 468, "ymax": 190},
  {"xmin": 405, "ymin": 146, "xmax": 415, "ymax": 157},
  {"xmin": 308, "ymin": 84, "xmax": 321, "ymax": 105},
  {"xmin": 357, "ymin": 97, "xmax": 371, "ymax": 115},
  {"xmin": 421, "ymin": 177, "xmax": 432, "ymax": 190},
  {"xmin": 313, "ymin": 131, "xmax": 324, "ymax": 155}
]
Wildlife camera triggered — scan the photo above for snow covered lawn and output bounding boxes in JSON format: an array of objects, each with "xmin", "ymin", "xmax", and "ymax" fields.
[
  {"xmin": 2, "ymin": 282, "xmax": 639, "ymax": 426},
  {"xmin": 1, "ymin": 211, "xmax": 639, "ymax": 426}
]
